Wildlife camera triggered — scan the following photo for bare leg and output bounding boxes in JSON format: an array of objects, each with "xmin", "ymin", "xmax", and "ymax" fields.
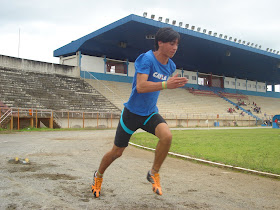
[
  {"xmin": 151, "ymin": 123, "xmax": 172, "ymax": 174},
  {"xmin": 97, "ymin": 144, "xmax": 126, "ymax": 178}
]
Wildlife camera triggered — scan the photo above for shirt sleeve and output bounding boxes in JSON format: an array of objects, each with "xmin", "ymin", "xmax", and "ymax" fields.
[{"xmin": 134, "ymin": 53, "xmax": 151, "ymax": 75}]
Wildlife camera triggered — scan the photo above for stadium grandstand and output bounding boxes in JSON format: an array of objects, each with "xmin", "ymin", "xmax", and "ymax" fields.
[{"xmin": 1, "ymin": 14, "xmax": 280, "ymax": 129}]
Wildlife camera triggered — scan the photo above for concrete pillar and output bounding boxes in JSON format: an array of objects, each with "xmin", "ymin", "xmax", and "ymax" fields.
[{"xmin": 30, "ymin": 118, "xmax": 34, "ymax": 128}]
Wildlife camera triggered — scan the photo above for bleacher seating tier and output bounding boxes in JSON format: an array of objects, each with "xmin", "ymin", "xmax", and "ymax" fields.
[{"xmin": 0, "ymin": 68, "xmax": 120, "ymax": 113}]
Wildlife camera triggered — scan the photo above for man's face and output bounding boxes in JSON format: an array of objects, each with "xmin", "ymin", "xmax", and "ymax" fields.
[{"xmin": 158, "ymin": 39, "xmax": 179, "ymax": 58}]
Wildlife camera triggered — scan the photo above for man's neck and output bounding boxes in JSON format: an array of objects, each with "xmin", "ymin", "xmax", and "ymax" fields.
[{"xmin": 153, "ymin": 51, "xmax": 169, "ymax": 65}]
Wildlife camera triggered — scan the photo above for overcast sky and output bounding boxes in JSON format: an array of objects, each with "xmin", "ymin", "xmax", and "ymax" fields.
[{"xmin": 1, "ymin": 0, "xmax": 280, "ymax": 65}]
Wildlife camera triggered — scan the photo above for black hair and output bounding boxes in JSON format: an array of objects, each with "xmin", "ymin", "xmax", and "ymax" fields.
[{"xmin": 154, "ymin": 27, "xmax": 180, "ymax": 50}]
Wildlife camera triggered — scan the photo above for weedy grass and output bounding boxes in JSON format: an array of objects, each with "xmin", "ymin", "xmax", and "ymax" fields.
[{"xmin": 131, "ymin": 129, "xmax": 280, "ymax": 175}]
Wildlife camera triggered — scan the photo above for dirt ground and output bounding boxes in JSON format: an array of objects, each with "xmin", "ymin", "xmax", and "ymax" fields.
[{"xmin": 0, "ymin": 129, "xmax": 279, "ymax": 210}]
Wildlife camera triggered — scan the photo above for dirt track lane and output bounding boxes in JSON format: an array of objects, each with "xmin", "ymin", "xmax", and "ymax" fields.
[{"xmin": 0, "ymin": 130, "xmax": 279, "ymax": 209}]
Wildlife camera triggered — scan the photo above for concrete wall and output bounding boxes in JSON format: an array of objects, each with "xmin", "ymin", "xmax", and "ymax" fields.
[
  {"xmin": 224, "ymin": 77, "xmax": 236, "ymax": 89},
  {"xmin": 7, "ymin": 115, "xmax": 255, "ymax": 129},
  {"xmin": 81, "ymin": 71, "xmax": 133, "ymax": 83},
  {"xmin": 247, "ymin": 80, "xmax": 257, "ymax": 91},
  {"xmin": 59, "ymin": 118, "xmax": 120, "ymax": 129},
  {"xmin": 236, "ymin": 79, "xmax": 247, "ymax": 90},
  {"xmin": 0, "ymin": 54, "xmax": 79, "ymax": 77},
  {"xmin": 59, "ymin": 54, "xmax": 271, "ymax": 94},
  {"xmin": 55, "ymin": 116, "xmax": 255, "ymax": 129},
  {"xmin": 257, "ymin": 82, "xmax": 266, "ymax": 92},
  {"xmin": 60, "ymin": 54, "xmax": 78, "ymax": 66},
  {"xmin": 173, "ymin": 69, "xmax": 182, "ymax": 77},
  {"xmin": 172, "ymin": 69, "xmax": 198, "ymax": 84},
  {"xmin": 167, "ymin": 118, "xmax": 255, "ymax": 127},
  {"xmin": 128, "ymin": 61, "xmax": 135, "ymax": 77},
  {"xmin": 81, "ymin": 55, "xmax": 104, "ymax": 73},
  {"xmin": 182, "ymin": 70, "xmax": 198, "ymax": 84},
  {"xmin": 80, "ymin": 54, "xmax": 136, "ymax": 77}
]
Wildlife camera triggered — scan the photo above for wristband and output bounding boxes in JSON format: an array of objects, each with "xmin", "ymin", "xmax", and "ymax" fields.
[{"xmin": 162, "ymin": 81, "xmax": 167, "ymax": 90}]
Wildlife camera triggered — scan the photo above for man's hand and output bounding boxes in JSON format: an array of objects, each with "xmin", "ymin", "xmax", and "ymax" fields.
[{"xmin": 166, "ymin": 73, "xmax": 188, "ymax": 89}]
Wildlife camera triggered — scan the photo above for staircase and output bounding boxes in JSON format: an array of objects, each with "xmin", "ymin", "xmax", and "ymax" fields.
[
  {"xmin": 0, "ymin": 108, "xmax": 12, "ymax": 129},
  {"xmin": 219, "ymin": 95, "xmax": 262, "ymax": 122},
  {"xmin": 39, "ymin": 118, "xmax": 61, "ymax": 129},
  {"xmin": 0, "ymin": 115, "xmax": 11, "ymax": 129}
]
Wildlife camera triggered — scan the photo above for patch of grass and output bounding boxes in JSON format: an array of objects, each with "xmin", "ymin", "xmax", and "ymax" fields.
[
  {"xmin": 130, "ymin": 129, "xmax": 280, "ymax": 175},
  {"xmin": 0, "ymin": 128, "xmax": 12, "ymax": 134}
]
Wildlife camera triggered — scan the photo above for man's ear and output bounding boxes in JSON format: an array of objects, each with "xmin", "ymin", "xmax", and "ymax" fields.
[{"xmin": 158, "ymin": 41, "xmax": 163, "ymax": 47}]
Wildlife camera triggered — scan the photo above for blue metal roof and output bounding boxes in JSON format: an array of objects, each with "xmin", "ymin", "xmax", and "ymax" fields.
[{"xmin": 54, "ymin": 14, "xmax": 280, "ymax": 84}]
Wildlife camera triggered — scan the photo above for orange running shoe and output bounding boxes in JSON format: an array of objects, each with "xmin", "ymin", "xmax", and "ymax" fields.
[
  {"xmin": 147, "ymin": 170, "xmax": 162, "ymax": 195},
  {"xmin": 91, "ymin": 171, "xmax": 103, "ymax": 198}
]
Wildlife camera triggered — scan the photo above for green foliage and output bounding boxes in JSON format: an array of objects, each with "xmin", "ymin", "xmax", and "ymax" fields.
[{"xmin": 131, "ymin": 129, "xmax": 280, "ymax": 175}]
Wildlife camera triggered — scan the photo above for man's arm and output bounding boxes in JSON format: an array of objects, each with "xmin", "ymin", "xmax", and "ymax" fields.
[{"xmin": 136, "ymin": 73, "xmax": 188, "ymax": 93}]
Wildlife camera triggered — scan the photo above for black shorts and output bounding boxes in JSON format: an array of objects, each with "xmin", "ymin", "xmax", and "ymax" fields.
[{"xmin": 114, "ymin": 107, "xmax": 166, "ymax": 147}]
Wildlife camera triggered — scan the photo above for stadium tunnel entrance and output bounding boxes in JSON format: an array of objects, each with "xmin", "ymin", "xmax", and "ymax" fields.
[
  {"xmin": 198, "ymin": 73, "xmax": 224, "ymax": 88},
  {"xmin": 272, "ymin": 115, "xmax": 280, "ymax": 129}
]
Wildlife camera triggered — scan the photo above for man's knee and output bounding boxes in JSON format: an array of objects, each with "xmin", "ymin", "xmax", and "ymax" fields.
[
  {"xmin": 111, "ymin": 146, "xmax": 125, "ymax": 159},
  {"xmin": 155, "ymin": 123, "xmax": 172, "ymax": 145},
  {"xmin": 160, "ymin": 132, "xmax": 172, "ymax": 145}
]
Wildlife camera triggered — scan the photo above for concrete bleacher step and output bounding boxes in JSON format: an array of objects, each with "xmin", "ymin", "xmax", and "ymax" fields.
[
  {"xmin": 85, "ymin": 80, "xmax": 248, "ymax": 116},
  {"xmin": 0, "ymin": 68, "xmax": 120, "ymax": 113}
]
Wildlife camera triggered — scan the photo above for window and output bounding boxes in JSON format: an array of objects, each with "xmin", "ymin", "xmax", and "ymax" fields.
[
  {"xmin": 237, "ymin": 82, "xmax": 241, "ymax": 86},
  {"xmin": 106, "ymin": 60, "xmax": 127, "ymax": 74},
  {"xmin": 184, "ymin": 75, "xmax": 189, "ymax": 79},
  {"xmin": 231, "ymin": 81, "xmax": 235, "ymax": 85},
  {"xmin": 192, "ymin": 76, "xmax": 197, "ymax": 80},
  {"xmin": 225, "ymin": 81, "xmax": 229, "ymax": 85},
  {"xmin": 254, "ymin": 85, "xmax": 256, "ymax": 88},
  {"xmin": 242, "ymin": 83, "xmax": 246, "ymax": 87},
  {"xmin": 258, "ymin": 85, "xmax": 261, "ymax": 89},
  {"xmin": 263, "ymin": 86, "xmax": 266, "ymax": 90},
  {"xmin": 248, "ymin": 84, "xmax": 251, "ymax": 88}
]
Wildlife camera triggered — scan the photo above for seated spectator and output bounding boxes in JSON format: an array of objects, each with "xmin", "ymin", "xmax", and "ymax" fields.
[
  {"xmin": 239, "ymin": 101, "xmax": 247, "ymax": 106},
  {"xmin": 265, "ymin": 120, "xmax": 271, "ymax": 126}
]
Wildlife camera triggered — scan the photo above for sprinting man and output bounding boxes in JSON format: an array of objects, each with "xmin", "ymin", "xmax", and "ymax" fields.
[{"xmin": 92, "ymin": 27, "xmax": 188, "ymax": 197}]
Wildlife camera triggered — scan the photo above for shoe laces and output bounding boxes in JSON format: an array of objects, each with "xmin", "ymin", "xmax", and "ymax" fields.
[
  {"xmin": 154, "ymin": 173, "xmax": 161, "ymax": 187},
  {"xmin": 95, "ymin": 177, "xmax": 103, "ymax": 190}
]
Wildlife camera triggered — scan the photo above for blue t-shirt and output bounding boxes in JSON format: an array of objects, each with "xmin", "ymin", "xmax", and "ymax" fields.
[{"xmin": 124, "ymin": 50, "xmax": 176, "ymax": 116}]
